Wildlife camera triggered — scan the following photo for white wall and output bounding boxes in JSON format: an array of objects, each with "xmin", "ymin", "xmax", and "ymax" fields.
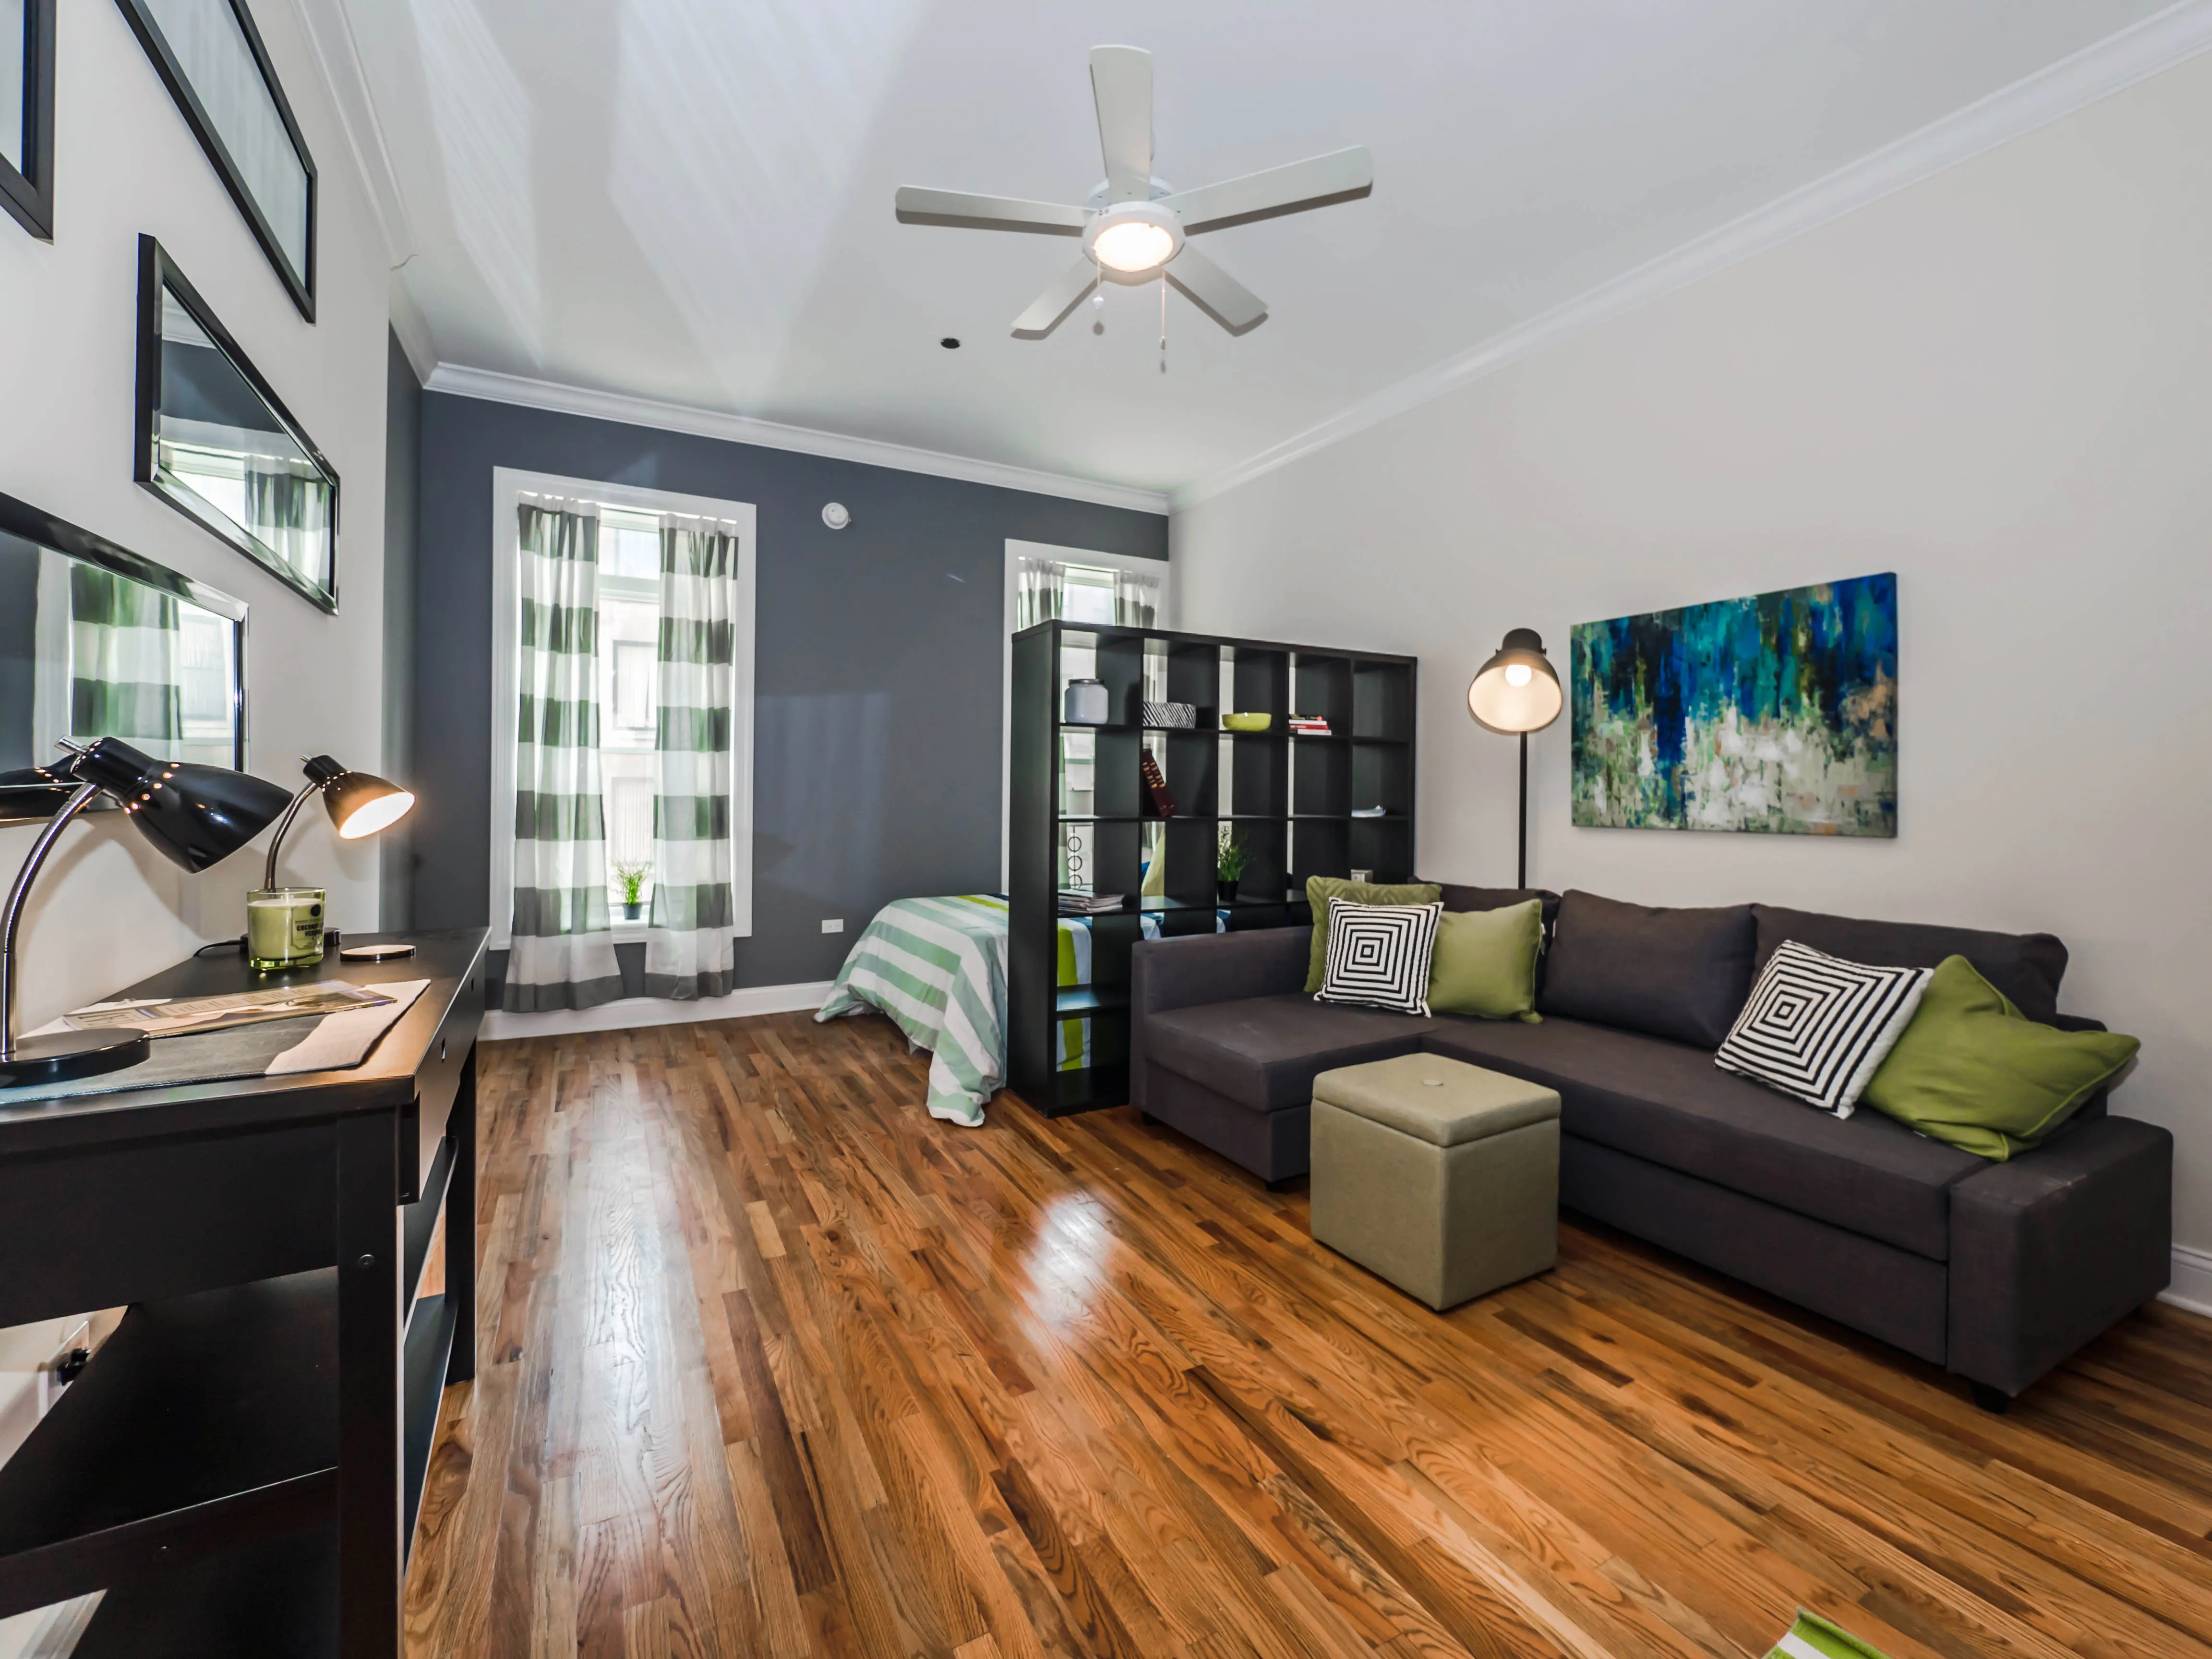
[
  {"xmin": 1172, "ymin": 53, "xmax": 2212, "ymax": 1256},
  {"xmin": 0, "ymin": 0, "xmax": 394, "ymax": 1026},
  {"xmin": 0, "ymin": 3, "xmax": 393, "ymax": 1457}
]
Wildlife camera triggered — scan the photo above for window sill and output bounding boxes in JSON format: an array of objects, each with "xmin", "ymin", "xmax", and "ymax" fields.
[{"xmin": 613, "ymin": 921, "xmax": 650, "ymax": 945}]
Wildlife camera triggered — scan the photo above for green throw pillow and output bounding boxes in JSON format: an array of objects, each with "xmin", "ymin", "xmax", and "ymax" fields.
[
  {"xmin": 1428, "ymin": 901, "xmax": 1544, "ymax": 1021},
  {"xmin": 1304, "ymin": 877, "xmax": 1442, "ymax": 993},
  {"xmin": 1861, "ymin": 955, "xmax": 2138, "ymax": 1160}
]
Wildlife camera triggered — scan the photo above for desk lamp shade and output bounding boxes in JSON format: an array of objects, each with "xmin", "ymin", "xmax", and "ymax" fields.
[
  {"xmin": 1, "ymin": 739, "xmax": 292, "ymax": 1088},
  {"xmin": 71, "ymin": 739, "xmax": 296, "ymax": 871},
  {"xmin": 261, "ymin": 756, "xmax": 416, "ymax": 891},
  {"xmin": 1467, "ymin": 628, "xmax": 1563, "ymax": 735}
]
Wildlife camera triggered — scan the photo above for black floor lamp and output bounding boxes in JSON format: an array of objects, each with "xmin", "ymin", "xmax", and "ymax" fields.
[{"xmin": 1467, "ymin": 628, "xmax": 1563, "ymax": 890}]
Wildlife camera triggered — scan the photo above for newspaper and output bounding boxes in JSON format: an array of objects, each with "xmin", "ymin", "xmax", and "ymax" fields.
[{"xmin": 63, "ymin": 981, "xmax": 395, "ymax": 1040}]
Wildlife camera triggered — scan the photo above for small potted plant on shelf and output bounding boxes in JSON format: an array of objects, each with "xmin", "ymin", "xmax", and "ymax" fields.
[
  {"xmin": 1215, "ymin": 828, "xmax": 1248, "ymax": 905},
  {"xmin": 613, "ymin": 859, "xmax": 652, "ymax": 921}
]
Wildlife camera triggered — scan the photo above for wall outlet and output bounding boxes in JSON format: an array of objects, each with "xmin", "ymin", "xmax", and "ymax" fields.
[{"xmin": 821, "ymin": 918, "xmax": 843, "ymax": 934}]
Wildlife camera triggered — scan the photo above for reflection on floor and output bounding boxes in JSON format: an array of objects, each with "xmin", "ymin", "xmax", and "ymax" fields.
[{"xmin": 403, "ymin": 1012, "xmax": 2212, "ymax": 1659}]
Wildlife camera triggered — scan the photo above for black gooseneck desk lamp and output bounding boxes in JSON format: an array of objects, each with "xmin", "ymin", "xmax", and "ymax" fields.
[
  {"xmin": 1467, "ymin": 628, "xmax": 1564, "ymax": 890},
  {"xmin": 0, "ymin": 738, "xmax": 292, "ymax": 1088},
  {"xmin": 258, "ymin": 755, "xmax": 416, "ymax": 891}
]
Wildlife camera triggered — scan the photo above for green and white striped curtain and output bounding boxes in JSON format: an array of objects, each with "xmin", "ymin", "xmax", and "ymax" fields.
[
  {"xmin": 645, "ymin": 516, "xmax": 741, "ymax": 999},
  {"xmin": 505, "ymin": 500, "xmax": 622, "ymax": 1011},
  {"xmin": 70, "ymin": 565, "xmax": 183, "ymax": 752},
  {"xmin": 244, "ymin": 462, "xmax": 333, "ymax": 592}
]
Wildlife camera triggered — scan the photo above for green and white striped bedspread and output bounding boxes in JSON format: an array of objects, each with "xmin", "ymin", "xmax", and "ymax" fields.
[{"xmin": 814, "ymin": 896, "xmax": 1098, "ymax": 1127}]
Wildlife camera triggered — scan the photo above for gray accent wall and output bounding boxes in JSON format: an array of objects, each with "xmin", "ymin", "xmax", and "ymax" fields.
[
  {"xmin": 412, "ymin": 392, "xmax": 1167, "ymax": 989},
  {"xmin": 381, "ymin": 333, "xmax": 422, "ymax": 931}
]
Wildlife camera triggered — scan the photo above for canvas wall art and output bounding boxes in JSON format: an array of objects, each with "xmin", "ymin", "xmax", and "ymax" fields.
[{"xmin": 1570, "ymin": 573, "xmax": 1897, "ymax": 837}]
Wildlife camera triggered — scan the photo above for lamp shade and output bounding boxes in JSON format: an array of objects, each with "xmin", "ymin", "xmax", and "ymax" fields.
[
  {"xmin": 1467, "ymin": 628, "xmax": 1563, "ymax": 735},
  {"xmin": 69, "ymin": 739, "xmax": 294, "ymax": 871},
  {"xmin": 303, "ymin": 755, "xmax": 416, "ymax": 840}
]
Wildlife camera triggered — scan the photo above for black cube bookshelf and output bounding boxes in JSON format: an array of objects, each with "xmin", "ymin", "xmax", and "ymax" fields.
[{"xmin": 1009, "ymin": 620, "xmax": 1418, "ymax": 1115}]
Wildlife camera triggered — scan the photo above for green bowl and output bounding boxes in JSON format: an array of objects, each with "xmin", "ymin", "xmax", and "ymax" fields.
[{"xmin": 1221, "ymin": 712, "xmax": 1273, "ymax": 733}]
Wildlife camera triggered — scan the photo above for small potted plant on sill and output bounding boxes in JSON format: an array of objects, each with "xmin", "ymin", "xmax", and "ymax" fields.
[
  {"xmin": 613, "ymin": 859, "xmax": 652, "ymax": 922},
  {"xmin": 1215, "ymin": 828, "xmax": 1249, "ymax": 905}
]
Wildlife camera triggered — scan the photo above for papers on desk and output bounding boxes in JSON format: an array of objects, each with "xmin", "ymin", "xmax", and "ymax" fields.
[{"xmin": 62, "ymin": 981, "xmax": 395, "ymax": 1040}]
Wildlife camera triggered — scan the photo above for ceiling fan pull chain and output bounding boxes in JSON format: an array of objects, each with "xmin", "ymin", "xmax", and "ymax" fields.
[{"xmin": 1159, "ymin": 275, "xmax": 1167, "ymax": 372}]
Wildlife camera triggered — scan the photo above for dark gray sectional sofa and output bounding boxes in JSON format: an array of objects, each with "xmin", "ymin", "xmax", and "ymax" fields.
[{"xmin": 1130, "ymin": 887, "xmax": 2173, "ymax": 1406}]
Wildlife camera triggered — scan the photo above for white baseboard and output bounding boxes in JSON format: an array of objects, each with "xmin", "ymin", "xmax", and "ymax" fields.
[
  {"xmin": 2162, "ymin": 1244, "xmax": 2212, "ymax": 1318},
  {"xmin": 482, "ymin": 980, "xmax": 836, "ymax": 1042}
]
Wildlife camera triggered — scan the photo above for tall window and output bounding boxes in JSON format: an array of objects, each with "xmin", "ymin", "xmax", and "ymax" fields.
[
  {"xmin": 595, "ymin": 507, "xmax": 662, "ymax": 906},
  {"xmin": 489, "ymin": 470, "xmax": 757, "ymax": 949}
]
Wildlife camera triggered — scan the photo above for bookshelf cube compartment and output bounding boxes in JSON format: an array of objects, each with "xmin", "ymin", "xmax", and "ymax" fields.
[
  {"xmin": 1353, "ymin": 661, "xmax": 1414, "ymax": 740},
  {"xmin": 1229, "ymin": 648, "xmax": 1288, "ymax": 720},
  {"xmin": 1166, "ymin": 641, "xmax": 1222, "ymax": 715},
  {"xmin": 1292, "ymin": 739, "xmax": 1351, "ymax": 817},
  {"xmin": 1290, "ymin": 818, "xmax": 1351, "ymax": 889},
  {"xmin": 1350, "ymin": 742, "xmax": 1411, "ymax": 816},
  {"xmin": 1161, "ymin": 731, "xmax": 1218, "ymax": 817},
  {"xmin": 1063, "ymin": 818, "xmax": 1141, "ymax": 895},
  {"xmin": 1349, "ymin": 817, "xmax": 1412, "ymax": 884},
  {"xmin": 1228, "ymin": 733, "xmax": 1287, "ymax": 817},
  {"xmin": 1293, "ymin": 654, "xmax": 1353, "ymax": 730},
  {"xmin": 1162, "ymin": 817, "xmax": 1224, "ymax": 906},
  {"xmin": 1230, "ymin": 819, "xmax": 1288, "ymax": 902},
  {"xmin": 1093, "ymin": 634, "xmax": 1146, "ymax": 725},
  {"xmin": 1088, "ymin": 730, "xmax": 1142, "ymax": 819}
]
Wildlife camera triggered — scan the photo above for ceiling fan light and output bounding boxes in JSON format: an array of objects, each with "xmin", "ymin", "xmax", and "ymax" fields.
[{"xmin": 1093, "ymin": 220, "xmax": 1175, "ymax": 273}]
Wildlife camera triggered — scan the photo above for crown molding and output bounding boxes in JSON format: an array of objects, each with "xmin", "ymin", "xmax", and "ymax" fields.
[
  {"xmin": 1172, "ymin": 0, "xmax": 2212, "ymax": 510},
  {"xmin": 287, "ymin": 0, "xmax": 415, "ymax": 269},
  {"xmin": 423, "ymin": 364, "xmax": 1173, "ymax": 515}
]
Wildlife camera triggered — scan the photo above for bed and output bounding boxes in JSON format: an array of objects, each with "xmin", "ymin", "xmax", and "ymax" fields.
[{"xmin": 815, "ymin": 895, "xmax": 1198, "ymax": 1126}]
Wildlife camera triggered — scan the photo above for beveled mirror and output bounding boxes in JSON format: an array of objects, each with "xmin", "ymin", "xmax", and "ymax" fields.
[
  {"xmin": 135, "ymin": 236, "xmax": 341, "ymax": 613},
  {"xmin": 0, "ymin": 0, "xmax": 54, "ymax": 239},
  {"xmin": 115, "ymin": 0, "xmax": 316, "ymax": 316},
  {"xmin": 0, "ymin": 489, "xmax": 249, "ymax": 825}
]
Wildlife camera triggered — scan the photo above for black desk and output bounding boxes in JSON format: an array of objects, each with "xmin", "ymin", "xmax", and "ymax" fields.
[{"xmin": 0, "ymin": 928, "xmax": 488, "ymax": 1657}]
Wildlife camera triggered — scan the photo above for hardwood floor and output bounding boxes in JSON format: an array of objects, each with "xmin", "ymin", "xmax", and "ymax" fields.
[{"xmin": 404, "ymin": 1012, "xmax": 2212, "ymax": 1659}]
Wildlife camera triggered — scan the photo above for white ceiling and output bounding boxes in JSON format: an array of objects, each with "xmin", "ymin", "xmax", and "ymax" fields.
[{"xmin": 339, "ymin": 0, "xmax": 2174, "ymax": 500}]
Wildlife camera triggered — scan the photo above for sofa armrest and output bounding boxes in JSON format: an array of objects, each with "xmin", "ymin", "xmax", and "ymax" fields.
[
  {"xmin": 1131, "ymin": 929, "xmax": 1310, "ymax": 1107},
  {"xmin": 1947, "ymin": 1114, "xmax": 2172, "ymax": 1399},
  {"xmin": 2052, "ymin": 1013, "xmax": 2108, "ymax": 1034}
]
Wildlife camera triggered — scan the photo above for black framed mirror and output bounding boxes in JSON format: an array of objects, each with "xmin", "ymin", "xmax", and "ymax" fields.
[
  {"xmin": 0, "ymin": 489, "xmax": 250, "ymax": 826},
  {"xmin": 114, "ymin": 0, "xmax": 316, "ymax": 318},
  {"xmin": 0, "ymin": 0, "xmax": 54, "ymax": 239},
  {"xmin": 135, "ymin": 235, "xmax": 341, "ymax": 613}
]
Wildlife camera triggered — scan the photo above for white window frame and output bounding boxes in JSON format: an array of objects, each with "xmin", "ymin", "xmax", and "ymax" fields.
[
  {"xmin": 490, "ymin": 467, "xmax": 757, "ymax": 949},
  {"xmin": 1001, "ymin": 540, "xmax": 1172, "ymax": 890}
]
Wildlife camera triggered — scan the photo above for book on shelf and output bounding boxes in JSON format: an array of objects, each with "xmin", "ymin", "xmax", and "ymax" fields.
[
  {"xmin": 1287, "ymin": 715, "xmax": 1332, "ymax": 734},
  {"xmin": 1139, "ymin": 749, "xmax": 1177, "ymax": 818},
  {"xmin": 1057, "ymin": 891, "xmax": 1127, "ymax": 914}
]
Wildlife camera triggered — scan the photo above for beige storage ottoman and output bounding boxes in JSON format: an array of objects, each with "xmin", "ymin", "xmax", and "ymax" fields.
[{"xmin": 1309, "ymin": 1052, "xmax": 1561, "ymax": 1310}]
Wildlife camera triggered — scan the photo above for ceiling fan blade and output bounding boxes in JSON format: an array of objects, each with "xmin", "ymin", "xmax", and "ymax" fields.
[
  {"xmin": 1089, "ymin": 46, "xmax": 1153, "ymax": 201},
  {"xmin": 1013, "ymin": 257, "xmax": 1100, "ymax": 338},
  {"xmin": 1166, "ymin": 243, "xmax": 1265, "ymax": 334},
  {"xmin": 1159, "ymin": 146, "xmax": 1373, "ymax": 233},
  {"xmin": 895, "ymin": 187, "xmax": 1088, "ymax": 234}
]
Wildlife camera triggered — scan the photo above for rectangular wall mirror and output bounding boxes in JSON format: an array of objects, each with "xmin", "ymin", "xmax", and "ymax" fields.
[
  {"xmin": 136, "ymin": 236, "xmax": 341, "ymax": 613},
  {"xmin": 116, "ymin": 0, "xmax": 316, "ymax": 316},
  {"xmin": 0, "ymin": 489, "xmax": 249, "ymax": 825},
  {"xmin": 0, "ymin": 0, "xmax": 54, "ymax": 238}
]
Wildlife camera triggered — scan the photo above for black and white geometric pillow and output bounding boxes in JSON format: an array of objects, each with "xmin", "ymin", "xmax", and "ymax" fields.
[
  {"xmin": 1317, "ymin": 900, "xmax": 1442, "ymax": 1018},
  {"xmin": 1715, "ymin": 940, "xmax": 1933, "ymax": 1117}
]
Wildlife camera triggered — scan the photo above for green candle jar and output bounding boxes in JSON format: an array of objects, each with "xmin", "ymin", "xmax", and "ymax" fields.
[{"xmin": 247, "ymin": 887, "xmax": 327, "ymax": 972}]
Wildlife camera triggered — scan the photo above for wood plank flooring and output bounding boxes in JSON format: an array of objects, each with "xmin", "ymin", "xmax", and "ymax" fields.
[{"xmin": 404, "ymin": 1012, "xmax": 2212, "ymax": 1659}]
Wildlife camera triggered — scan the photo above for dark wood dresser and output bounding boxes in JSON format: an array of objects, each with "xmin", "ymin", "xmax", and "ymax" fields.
[{"xmin": 0, "ymin": 927, "xmax": 489, "ymax": 1657}]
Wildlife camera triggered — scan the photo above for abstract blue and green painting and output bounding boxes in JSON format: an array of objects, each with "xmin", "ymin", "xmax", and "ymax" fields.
[{"xmin": 1571, "ymin": 574, "xmax": 1897, "ymax": 837}]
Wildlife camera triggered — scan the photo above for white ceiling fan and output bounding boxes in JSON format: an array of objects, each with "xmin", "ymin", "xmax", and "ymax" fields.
[{"xmin": 895, "ymin": 46, "xmax": 1372, "ymax": 339}]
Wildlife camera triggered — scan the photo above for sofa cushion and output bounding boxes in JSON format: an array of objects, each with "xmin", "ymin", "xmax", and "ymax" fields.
[
  {"xmin": 1143, "ymin": 994, "xmax": 1428, "ymax": 1112},
  {"xmin": 1751, "ymin": 903, "xmax": 2067, "ymax": 1026},
  {"xmin": 1417, "ymin": 1015, "xmax": 1983, "ymax": 1259},
  {"xmin": 1438, "ymin": 884, "xmax": 1562, "ymax": 931},
  {"xmin": 1537, "ymin": 890, "xmax": 1757, "ymax": 1048}
]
